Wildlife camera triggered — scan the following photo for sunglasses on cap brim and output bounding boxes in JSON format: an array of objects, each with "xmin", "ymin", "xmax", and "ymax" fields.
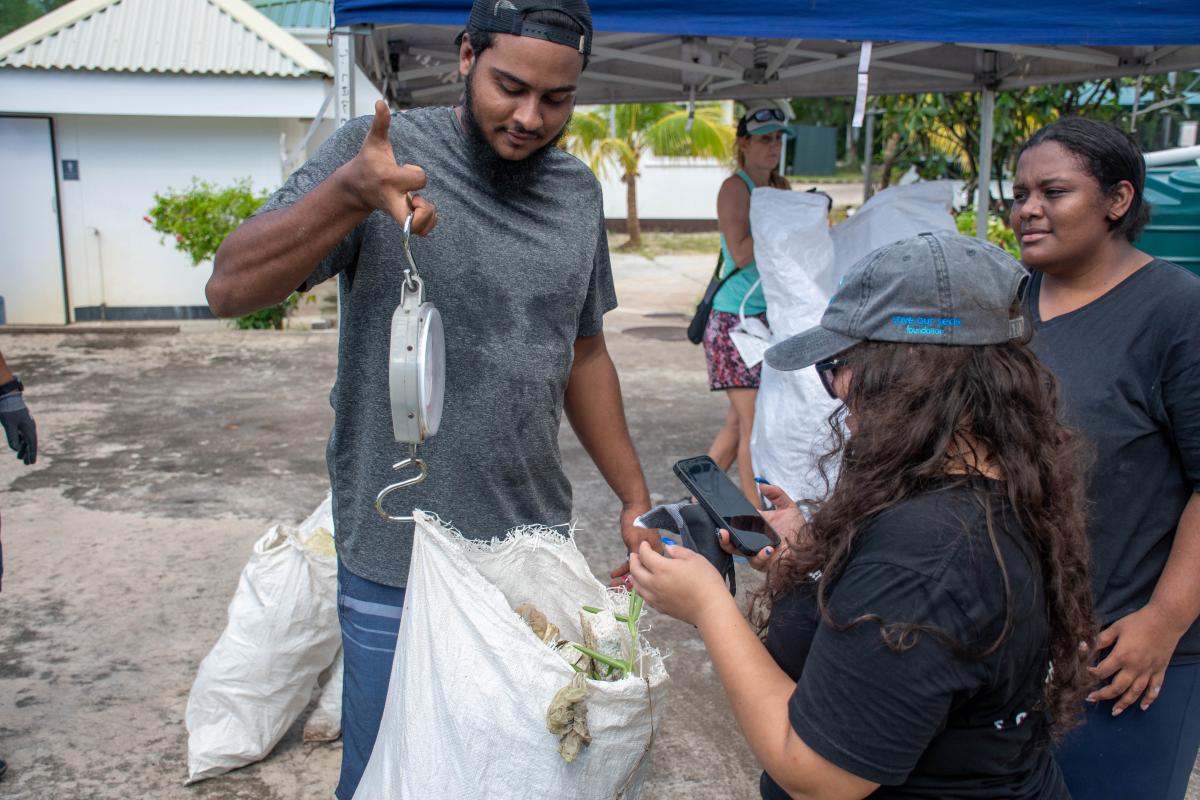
[{"xmin": 744, "ymin": 108, "xmax": 786, "ymax": 124}]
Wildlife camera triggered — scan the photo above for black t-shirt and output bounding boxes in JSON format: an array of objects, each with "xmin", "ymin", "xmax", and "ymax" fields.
[
  {"xmin": 760, "ymin": 478, "xmax": 1068, "ymax": 799},
  {"xmin": 1028, "ymin": 260, "xmax": 1200, "ymax": 664}
]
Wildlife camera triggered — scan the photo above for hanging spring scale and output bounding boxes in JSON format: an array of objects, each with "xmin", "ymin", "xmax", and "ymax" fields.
[{"xmin": 374, "ymin": 212, "xmax": 446, "ymax": 522}]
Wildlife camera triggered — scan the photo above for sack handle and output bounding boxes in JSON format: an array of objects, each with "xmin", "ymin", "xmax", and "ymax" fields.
[{"xmin": 737, "ymin": 276, "xmax": 763, "ymax": 327}]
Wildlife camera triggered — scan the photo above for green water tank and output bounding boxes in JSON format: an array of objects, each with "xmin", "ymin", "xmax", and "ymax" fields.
[
  {"xmin": 787, "ymin": 125, "xmax": 838, "ymax": 176},
  {"xmin": 1139, "ymin": 167, "xmax": 1200, "ymax": 277}
]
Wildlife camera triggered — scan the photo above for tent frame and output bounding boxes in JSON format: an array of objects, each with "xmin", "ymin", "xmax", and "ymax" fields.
[{"xmin": 329, "ymin": 25, "xmax": 1199, "ymax": 237}]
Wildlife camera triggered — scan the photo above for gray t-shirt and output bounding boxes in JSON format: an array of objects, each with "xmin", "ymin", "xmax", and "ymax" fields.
[{"xmin": 257, "ymin": 106, "xmax": 617, "ymax": 587}]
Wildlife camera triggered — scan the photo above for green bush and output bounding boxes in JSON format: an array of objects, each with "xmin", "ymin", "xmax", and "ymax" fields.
[
  {"xmin": 146, "ymin": 179, "xmax": 307, "ymax": 330},
  {"xmin": 955, "ymin": 208, "xmax": 1020, "ymax": 259},
  {"xmin": 231, "ymin": 292, "xmax": 317, "ymax": 329}
]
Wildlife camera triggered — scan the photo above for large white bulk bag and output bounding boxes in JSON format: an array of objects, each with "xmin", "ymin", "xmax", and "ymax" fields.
[{"xmin": 352, "ymin": 512, "xmax": 669, "ymax": 800}]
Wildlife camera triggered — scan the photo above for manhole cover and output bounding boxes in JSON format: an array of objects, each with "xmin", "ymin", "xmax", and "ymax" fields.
[{"xmin": 622, "ymin": 326, "xmax": 689, "ymax": 341}]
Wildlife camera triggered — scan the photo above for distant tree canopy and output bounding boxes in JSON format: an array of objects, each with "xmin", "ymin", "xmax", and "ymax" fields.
[
  {"xmin": 0, "ymin": 0, "xmax": 71, "ymax": 38},
  {"xmin": 792, "ymin": 73, "xmax": 1195, "ymax": 211}
]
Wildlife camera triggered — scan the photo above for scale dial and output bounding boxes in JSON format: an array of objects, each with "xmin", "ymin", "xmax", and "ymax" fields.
[{"xmin": 389, "ymin": 300, "xmax": 445, "ymax": 444}]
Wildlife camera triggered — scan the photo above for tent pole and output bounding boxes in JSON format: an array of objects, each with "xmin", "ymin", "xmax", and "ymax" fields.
[
  {"xmin": 335, "ymin": 29, "xmax": 357, "ymax": 128},
  {"xmin": 862, "ymin": 110, "xmax": 875, "ymax": 203},
  {"xmin": 975, "ymin": 86, "xmax": 995, "ymax": 240}
]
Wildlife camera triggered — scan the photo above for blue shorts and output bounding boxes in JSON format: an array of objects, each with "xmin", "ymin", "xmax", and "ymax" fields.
[
  {"xmin": 1054, "ymin": 661, "xmax": 1200, "ymax": 800},
  {"xmin": 335, "ymin": 561, "xmax": 406, "ymax": 800}
]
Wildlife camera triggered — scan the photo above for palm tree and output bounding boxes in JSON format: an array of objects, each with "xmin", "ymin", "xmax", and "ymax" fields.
[{"xmin": 567, "ymin": 103, "xmax": 734, "ymax": 250}]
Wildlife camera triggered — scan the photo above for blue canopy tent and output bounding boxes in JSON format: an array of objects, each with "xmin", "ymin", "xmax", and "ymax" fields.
[
  {"xmin": 326, "ymin": 1, "xmax": 1200, "ymax": 233},
  {"xmin": 333, "ymin": 1, "xmax": 1200, "ymax": 46}
]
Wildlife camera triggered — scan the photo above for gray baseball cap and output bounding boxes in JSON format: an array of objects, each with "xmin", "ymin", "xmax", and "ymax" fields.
[{"xmin": 765, "ymin": 231, "xmax": 1029, "ymax": 371}]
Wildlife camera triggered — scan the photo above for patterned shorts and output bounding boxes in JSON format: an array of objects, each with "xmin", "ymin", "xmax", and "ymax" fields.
[{"xmin": 703, "ymin": 310, "xmax": 767, "ymax": 391}]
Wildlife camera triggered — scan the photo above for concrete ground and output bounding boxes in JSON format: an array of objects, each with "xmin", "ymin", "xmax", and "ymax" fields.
[{"xmin": 1, "ymin": 252, "xmax": 1197, "ymax": 799}]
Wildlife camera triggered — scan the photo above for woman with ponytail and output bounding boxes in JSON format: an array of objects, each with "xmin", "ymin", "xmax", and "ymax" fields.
[{"xmin": 702, "ymin": 104, "xmax": 792, "ymax": 507}]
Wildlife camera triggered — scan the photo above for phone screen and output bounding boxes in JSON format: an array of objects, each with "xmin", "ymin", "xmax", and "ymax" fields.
[
  {"xmin": 673, "ymin": 456, "xmax": 779, "ymax": 553},
  {"xmin": 725, "ymin": 514, "xmax": 773, "ymax": 536}
]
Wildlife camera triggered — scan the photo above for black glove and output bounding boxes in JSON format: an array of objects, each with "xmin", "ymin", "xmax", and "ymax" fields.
[{"xmin": 0, "ymin": 391, "xmax": 37, "ymax": 465}]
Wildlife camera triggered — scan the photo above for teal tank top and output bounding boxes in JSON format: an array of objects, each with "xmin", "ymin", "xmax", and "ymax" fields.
[{"xmin": 714, "ymin": 169, "xmax": 767, "ymax": 315}]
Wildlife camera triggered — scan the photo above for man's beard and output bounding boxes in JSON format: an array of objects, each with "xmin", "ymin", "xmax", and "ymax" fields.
[{"xmin": 460, "ymin": 68, "xmax": 571, "ymax": 195}]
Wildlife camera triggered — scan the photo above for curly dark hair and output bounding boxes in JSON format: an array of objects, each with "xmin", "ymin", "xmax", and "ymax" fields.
[{"xmin": 754, "ymin": 338, "xmax": 1097, "ymax": 736}]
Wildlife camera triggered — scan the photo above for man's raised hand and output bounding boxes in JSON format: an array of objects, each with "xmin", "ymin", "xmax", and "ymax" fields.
[{"xmin": 342, "ymin": 100, "xmax": 437, "ymax": 235}]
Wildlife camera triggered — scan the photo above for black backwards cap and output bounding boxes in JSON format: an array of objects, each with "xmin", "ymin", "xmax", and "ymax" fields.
[{"xmin": 459, "ymin": 0, "xmax": 593, "ymax": 56}]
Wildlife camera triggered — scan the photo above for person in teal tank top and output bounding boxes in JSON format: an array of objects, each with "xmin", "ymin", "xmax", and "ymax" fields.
[
  {"xmin": 703, "ymin": 104, "xmax": 791, "ymax": 507},
  {"xmin": 714, "ymin": 169, "xmax": 769, "ymax": 316}
]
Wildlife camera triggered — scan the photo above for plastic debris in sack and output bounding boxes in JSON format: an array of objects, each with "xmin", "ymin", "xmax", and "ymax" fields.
[
  {"xmin": 517, "ymin": 587, "xmax": 651, "ymax": 763},
  {"xmin": 375, "ymin": 212, "xmax": 445, "ymax": 522}
]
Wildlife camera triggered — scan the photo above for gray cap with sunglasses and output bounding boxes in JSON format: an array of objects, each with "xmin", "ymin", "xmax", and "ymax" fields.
[
  {"xmin": 765, "ymin": 231, "xmax": 1029, "ymax": 373},
  {"xmin": 738, "ymin": 105, "xmax": 788, "ymax": 136}
]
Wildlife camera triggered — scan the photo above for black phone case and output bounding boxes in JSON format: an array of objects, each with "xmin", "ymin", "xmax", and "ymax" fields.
[
  {"xmin": 676, "ymin": 503, "xmax": 736, "ymax": 596},
  {"xmin": 672, "ymin": 457, "xmax": 777, "ymax": 555}
]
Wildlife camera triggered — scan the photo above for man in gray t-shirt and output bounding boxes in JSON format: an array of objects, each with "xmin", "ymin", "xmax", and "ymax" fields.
[{"xmin": 207, "ymin": 2, "xmax": 653, "ymax": 796}]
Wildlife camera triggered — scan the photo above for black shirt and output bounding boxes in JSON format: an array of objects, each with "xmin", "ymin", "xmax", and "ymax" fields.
[
  {"xmin": 760, "ymin": 479, "xmax": 1068, "ymax": 799},
  {"xmin": 1028, "ymin": 260, "xmax": 1200, "ymax": 664}
]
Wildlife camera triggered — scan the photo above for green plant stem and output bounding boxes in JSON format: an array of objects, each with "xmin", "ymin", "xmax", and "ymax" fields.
[
  {"xmin": 570, "ymin": 644, "xmax": 627, "ymax": 678},
  {"xmin": 584, "ymin": 604, "xmax": 629, "ymax": 623},
  {"xmin": 574, "ymin": 588, "xmax": 644, "ymax": 679},
  {"xmin": 627, "ymin": 589, "xmax": 643, "ymax": 678}
]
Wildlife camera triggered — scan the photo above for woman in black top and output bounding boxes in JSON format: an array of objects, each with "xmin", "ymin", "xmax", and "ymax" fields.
[
  {"xmin": 630, "ymin": 231, "xmax": 1097, "ymax": 798},
  {"xmin": 1012, "ymin": 117, "xmax": 1200, "ymax": 800}
]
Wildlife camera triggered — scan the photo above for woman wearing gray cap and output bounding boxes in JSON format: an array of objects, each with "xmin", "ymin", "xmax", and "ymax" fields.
[
  {"xmin": 702, "ymin": 104, "xmax": 791, "ymax": 507},
  {"xmin": 1013, "ymin": 117, "xmax": 1200, "ymax": 800},
  {"xmin": 631, "ymin": 232, "xmax": 1096, "ymax": 798}
]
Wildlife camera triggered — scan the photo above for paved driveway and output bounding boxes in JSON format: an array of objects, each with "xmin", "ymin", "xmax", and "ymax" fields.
[{"xmin": 1, "ymin": 252, "xmax": 1196, "ymax": 799}]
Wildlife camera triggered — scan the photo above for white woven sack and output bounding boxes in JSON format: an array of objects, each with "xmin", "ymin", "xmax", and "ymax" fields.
[
  {"xmin": 185, "ymin": 516, "xmax": 339, "ymax": 783},
  {"xmin": 748, "ymin": 188, "xmax": 841, "ymax": 504},
  {"xmin": 297, "ymin": 491, "xmax": 334, "ymax": 540},
  {"xmin": 352, "ymin": 512, "xmax": 669, "ymax": 800},
  {"xmin": 829, "ymin": 181, "xmax": 956, "ymax": 279},
  {"xmin": 304, "ymin": 646, "xmax": 344, "ymax": 742}
]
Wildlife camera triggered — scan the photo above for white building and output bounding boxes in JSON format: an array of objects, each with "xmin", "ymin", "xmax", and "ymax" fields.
[
  {"xmin": 0, "ymin": 0, "xmax": 380, "ymax": 324},
  {"xmin": 596, "ymin": 153, "xmax": 731, "ymax": 233}
]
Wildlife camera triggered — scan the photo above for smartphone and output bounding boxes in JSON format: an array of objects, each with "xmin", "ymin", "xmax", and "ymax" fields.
[{"xmin": 672, "ymin": 455, "xmax": 780, "ymax": 556}]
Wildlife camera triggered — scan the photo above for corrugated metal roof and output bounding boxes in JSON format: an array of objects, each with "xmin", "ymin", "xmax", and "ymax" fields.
[
  {"xmin": 0, "ymin": 0, "xmax": 333, "ymax": 77},
  {"xmin": 250, "ymin": 0, "xmax": 330, "ymax": 31}
]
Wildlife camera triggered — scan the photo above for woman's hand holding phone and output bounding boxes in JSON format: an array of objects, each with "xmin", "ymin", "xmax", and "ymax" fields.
[
  {"xmin": 718, "ymin": 483, "xmax": 807, "ymax": 571},
  {"xmin": 716, "ymin": 529, "xmax": 775, "ymax": 570}
]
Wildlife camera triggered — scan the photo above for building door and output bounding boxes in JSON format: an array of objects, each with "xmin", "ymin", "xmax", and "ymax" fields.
[{"xmin": 0, "ymin": 116, "xmax": 66, "ymax": 324}]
